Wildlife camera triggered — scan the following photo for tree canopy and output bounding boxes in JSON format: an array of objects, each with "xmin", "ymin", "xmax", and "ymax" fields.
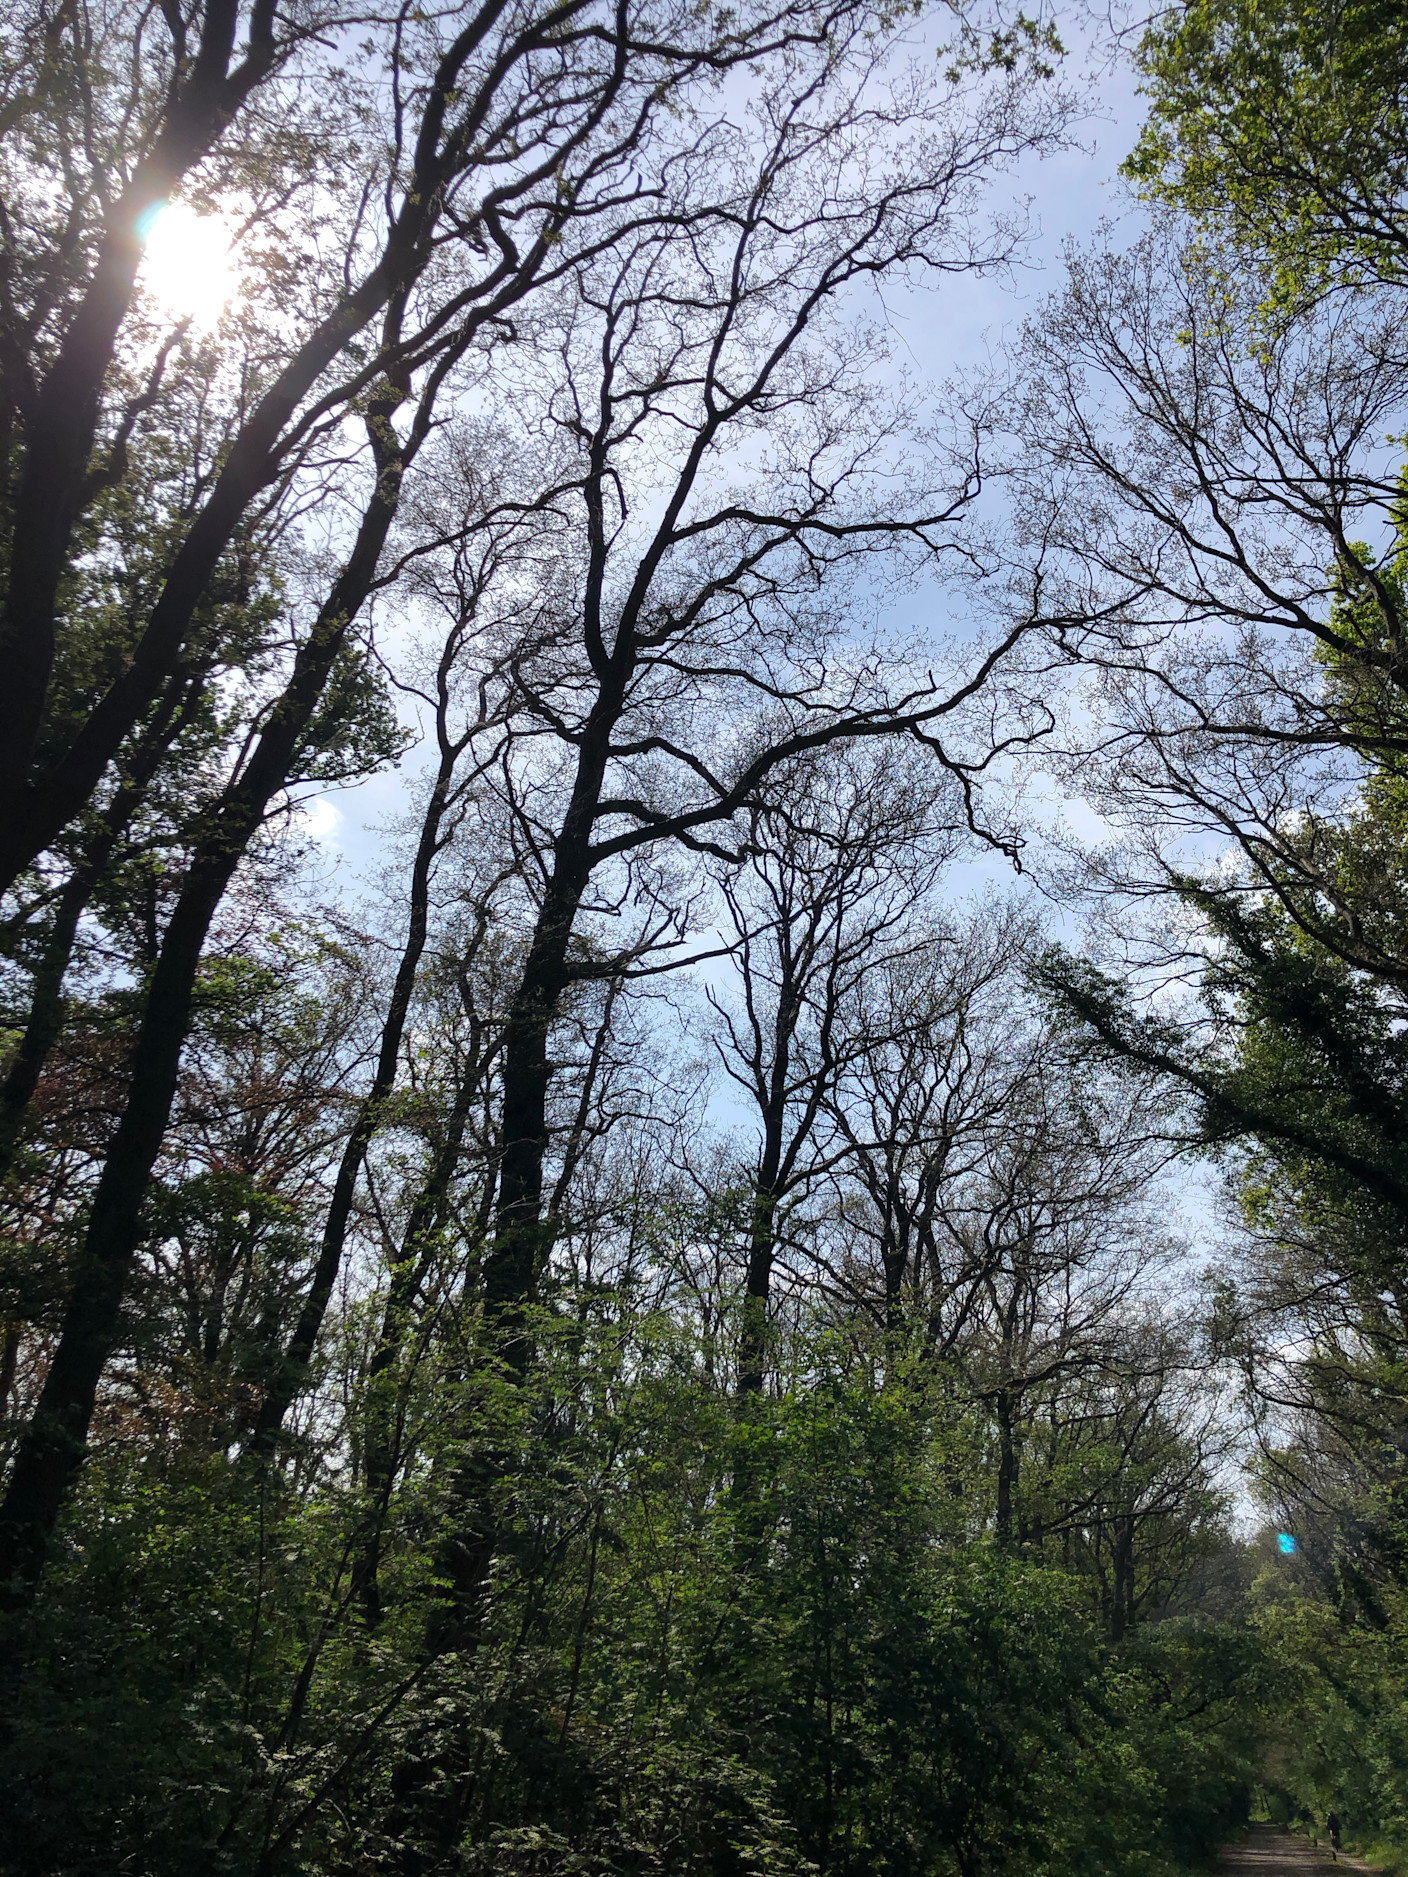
[{"xmin": 4, "ymin": 0, "xmax": 1408, "ymax": 1870}]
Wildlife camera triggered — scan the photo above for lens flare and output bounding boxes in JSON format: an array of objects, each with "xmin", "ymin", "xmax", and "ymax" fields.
[
  {"xmin": 138, "ymin": 202, "xmax": 234, "ymax": 329},
  {"xmin": 1277, "ymin": 1532, "xmax": 1297, "ymax": 1555}
]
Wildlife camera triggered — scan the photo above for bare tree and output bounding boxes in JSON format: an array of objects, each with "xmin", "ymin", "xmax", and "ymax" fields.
[
  {"xmin": 814, "ymin": 920, "xmax": 1184, "ymax": 1542},
  {"xmin": 919, "ymin": 1034, "xmax": 1178, "ymax": 1544},
  {"xmin": 1, "ymin": 0, "xmax": 892, "ymax": 892},
  {"xmin": 1005, "ymin": 224, "xmax": 1408, "ymax": 971},
  {"xmin": 820, "ymin": 898, "xmax": 1034, "ymax": 1327},
  {"xmin": 707, "ymin": 741, "xmax": 965, "ymax": 1393},
  {"xmin": 430, "ymin": 44, "xmax": 1071, "ymax": 1354}
]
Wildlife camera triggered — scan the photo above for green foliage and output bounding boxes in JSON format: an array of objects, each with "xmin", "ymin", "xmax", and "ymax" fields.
[
  {"xmin": 0, "ymin": 1306, "xmax": 1255, "ymax": 1876},
  {"xmin": 292, "ymin": 633, "xmax": 412, "ymax": 785},
  {"xmin": 40, "ymin": 430, "xmax": 287, "ymax": 776},
  {"xmin": 1125, "ymin": 0, "xmax": 1408, "ymax": 299},
  {"xmin": 1252, "ymin": 1578, "xmax": 1408, "ymax": 1857}
]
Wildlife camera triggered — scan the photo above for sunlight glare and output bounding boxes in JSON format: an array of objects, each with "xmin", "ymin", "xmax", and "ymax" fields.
[
  {"xmin": 138, "ymin": 201, "xmax": 235, "ymax": 329},
  {"xmin": 297, "ymin": 796, "xmax": 343, "ymax": 846}
]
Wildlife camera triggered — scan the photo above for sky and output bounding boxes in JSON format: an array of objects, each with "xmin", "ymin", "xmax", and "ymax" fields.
[
  {"xmin": 290, "ymin": 26, "xmax": 1151, "ymax": 881},
  {"xmin": 242, "ymin": 12, "xmax": 1233, "ymax": 1262},
  {"xmin": 263, "ymin": 19, "xmax": 1224, "ymax": 1330}
]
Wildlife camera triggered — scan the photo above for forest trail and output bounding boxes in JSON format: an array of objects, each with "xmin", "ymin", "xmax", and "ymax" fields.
[{"xmin": 1221, "ymin": 1827, "xmax": 1384, "ymax": 1876}]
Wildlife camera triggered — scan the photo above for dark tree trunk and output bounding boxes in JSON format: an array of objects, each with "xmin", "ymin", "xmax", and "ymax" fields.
[
  {"xmin": 0, "ymin": 835, "xmax": 265, "ymax": 1607},
  {"xmin": 383, "ymin": 758, "xmax": 616, "ymax": 1856},
  {"xmin": 739, "ymin": 1177, "xmax": 781, "ymax": 1399},
  {"xmin": 406, "ymin": 696, "xmax": 621, "ymax": 1680},
  {"xmin": 356, "ymin": 1074, "xmax": 478, "ymax": 1627},
  {"xmin": 0, "ymin": 0, "xmax": 280, "ymax": 815},
  {"xmin": 882, "ymin": 1217, "xmax": 908, "ymax": 1335},
  {"xmin": 0, "ymin": 669, "xmax": 204, "ymax": 1181},
  {"xmin": 251, "ymin": 745, "xmax": 460, "ymax": 1454},
  {"xmin": 0, "ymin": 400, "xmax": 406, "ymax": 1610},
  {"xmin": 994, "ymin": 1388, "xmax": 1017, "ymax": 1549},
  {"xmin": 737, "ymin": 993, "xmax": 795, "ymax": 1398},
  {"xmin": 482, "ymin": 703, "xmax": 619, "ymax": 1337},
  {"xmin": 1110, "ymin": 1519, "xmax": 1134, "ymax": 1642}
]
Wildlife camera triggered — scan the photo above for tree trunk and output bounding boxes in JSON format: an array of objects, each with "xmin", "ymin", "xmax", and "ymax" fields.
[
  {"xmin": 0, "ymin": 0, "xmax": 280, "ymax": 816},
  {"xmin": 0, "ymin": 400, "xmax": 406, "ymax": 1609},
  {"xmin": 251, "ymin": 744, "xmax": 460, "ymax": 1453},
  {"xmin": 1110, "ymin": 1519, "xmax": 1133, "ymax": 1642},
  {"xmin": 407, "ymin": 697, "xmax": 620, "ymax": 1670},
  {"xmin": 0, "ymin": 668, "xmax": 203, "ymax": 1181},
  {"xmin": 356, "ymin": 1074, "xmax": 479, "ymax": 1626},
  {"xmin": 482, "ymin": 703, "xmax": 618, "ymax": 1336},
  {"xmin": 737, "ymin": 995, "xmax": 795, "ymax": 1399},
  {"xmin": 738, "ymin": 1183, "xmax": 780, "ymax": 1400},
  {"xmin": 0, "ymin": 837, "xmax": 262, "ymax": 1607},
  {"xmin": 994, "ymin": 1388, "xmax": 1017, "ymax": 1549},
  {"xmin": 882, "ymin": 1216, "xmax": 908, "ymax": 1336}
]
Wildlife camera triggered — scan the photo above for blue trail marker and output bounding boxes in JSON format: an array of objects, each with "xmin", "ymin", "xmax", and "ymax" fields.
[{"xmin": 1277, "ymin": 1532, "xmax": 1298, "ymax": 1555}]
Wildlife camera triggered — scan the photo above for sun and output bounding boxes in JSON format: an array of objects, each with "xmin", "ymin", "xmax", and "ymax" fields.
[{"xmin": 137, "ymin": 201, "xmax": 235, "ymax": 330}]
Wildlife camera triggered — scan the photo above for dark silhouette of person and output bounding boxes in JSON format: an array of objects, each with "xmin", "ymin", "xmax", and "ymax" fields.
[{"xmin": 1327, "ymin": 1811, "xmax": 1342, "ymax": 1859}]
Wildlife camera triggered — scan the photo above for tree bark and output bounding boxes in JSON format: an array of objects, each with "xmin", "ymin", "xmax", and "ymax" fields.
[
  {"xmin": 0, "ymin": 396, "xmax": 406, "ymax": 1610},
  {"xmin": 737, "ymin": 980, "xmax": 799, "ymax": 1398},
  {"xmin": 0, "ymin": 0, "xmax": 281, "ymax": 813},
  {"xmin": 994, "ymin": 1388, "xmax": 1017, "ymax": 1549},
  {"xmin": 1109, "ymin": 1519, "xmax": 1133, "ymax": 1642},
  {"xmin": 482, "ymin": 698, "xmax": 620, "ymax": 1338},
  {"xmin": 250, "ymin": 736, "xmax": 461, "ymax": 1453},
  {"xmin": 0, "ymin": 669, "xmax": 204, "ymax": 1181}
]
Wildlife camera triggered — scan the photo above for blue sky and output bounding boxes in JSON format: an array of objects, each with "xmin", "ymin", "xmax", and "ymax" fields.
[
  {"xmin": 283, "ymin": 26, "xmax": 1223, "ymax": 1305},
  {"xmin": 296, "ymin": 24, "xmax": 1150, "ymax": 881}
]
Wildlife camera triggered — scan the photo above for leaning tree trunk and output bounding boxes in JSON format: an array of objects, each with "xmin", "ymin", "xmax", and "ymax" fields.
[
  {"xmin": 0, "ymin": 666, "xmax": 205, "ymax": 1181},
  {"xmin": 250, "ymin": 733, "xmax": 462, "ymax": 1455},
  {"xmin": 0, "ymin": 392, "xmax": 408, "ymax": 1612}
]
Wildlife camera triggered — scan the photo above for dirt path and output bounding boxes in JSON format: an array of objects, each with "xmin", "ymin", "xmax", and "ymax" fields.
[{"xmin": 1221, "ymin": 1825, "xmax": 1382, "ymax": 1877}]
